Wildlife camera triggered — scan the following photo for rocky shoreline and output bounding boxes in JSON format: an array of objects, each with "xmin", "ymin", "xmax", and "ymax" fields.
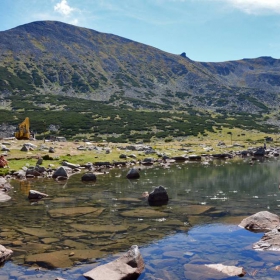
[{"xmin": 1, "ymin": 141, "xmax": 280, "ymax": 279}]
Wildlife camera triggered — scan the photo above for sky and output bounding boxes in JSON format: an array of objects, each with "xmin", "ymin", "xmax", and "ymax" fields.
[{"xmin": 0, "ymin": 0, "xmax": 280, "ymax": 62}]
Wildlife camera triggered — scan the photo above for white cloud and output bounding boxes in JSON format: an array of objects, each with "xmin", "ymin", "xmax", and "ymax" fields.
[
  {"xmin": 219, "ymin": 0, "xmax": 280, "ymax": 14},
  {"xmin": 54, "ymin": 0, "xmax": 74, "ymax": 16},
  {"xmin": 168, "ymin": 0, "xmax": 280, "ymax": 14}
]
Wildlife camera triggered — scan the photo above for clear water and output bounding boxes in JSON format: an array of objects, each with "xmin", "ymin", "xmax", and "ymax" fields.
[{"xmin": 1, "ymin": 157, "xmax": 280, "ymax": 279}]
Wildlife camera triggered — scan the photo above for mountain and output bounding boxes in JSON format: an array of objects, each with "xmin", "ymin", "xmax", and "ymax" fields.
[{"xmin": 0, "ymin": 20, "xmax": 279, "ymax": 114}]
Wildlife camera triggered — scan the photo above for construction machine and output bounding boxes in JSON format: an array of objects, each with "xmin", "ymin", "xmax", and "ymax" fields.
[{"xmin": 15, "ymin": 117, "xmax": 31, "ymax": 140}]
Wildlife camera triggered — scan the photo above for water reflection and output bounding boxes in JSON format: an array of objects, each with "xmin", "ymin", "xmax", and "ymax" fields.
[{"xmin": 1, "ymin": 157, "xmax": 280, "ymax": 279}]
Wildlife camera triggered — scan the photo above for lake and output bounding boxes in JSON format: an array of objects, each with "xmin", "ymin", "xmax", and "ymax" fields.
[{"xmin": 1, "ymin": 156, "xmax": 280, "ymax": 279}]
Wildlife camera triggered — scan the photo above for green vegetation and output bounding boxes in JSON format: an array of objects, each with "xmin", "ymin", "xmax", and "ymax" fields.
[{"xmin": 1, "ymin": 95, "xmax": 278, "ymax": 142}]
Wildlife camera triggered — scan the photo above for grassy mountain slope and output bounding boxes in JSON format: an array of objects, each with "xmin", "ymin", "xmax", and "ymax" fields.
[
  {"xmin": 0, "ymin": 21, "xmax": 279, "ymax": 114},
  {"xmin": 0, "ymin": 21, "xmax": 279, "ymax": 140}
]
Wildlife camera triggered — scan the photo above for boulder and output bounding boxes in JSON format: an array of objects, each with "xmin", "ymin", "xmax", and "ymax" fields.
[
  {"xmin": 188, "ymin": 155, "xmax": 202, "ymax": 161},
  {"xmin": 95, "ymin": 162, "xmax": 111, "ymax": 167},
  {"xmin": 141, "ymin": 158, "xmax": 154, "ymax": 165},
  {"xmin": 36, "ymin": 166, "xmax": 47, "ymax": 173},
  {"xmin": 1, "ymin": 146, "xmax": 10, "ymax": 152},
  {"xmin": 212, "ymin": 153, "xmax": 231, "ymax": 159},
  {"xmin": 83, "ymin": 245, "xmax": 144, "ymax": 280},
  {"xmin": 20, "ymin": 145, "xmax": 29, "ymax": 152},
  {"xmin": 52, "ymin": 166, "xmax": 70, "ymax": 179},
  {"xmin": 81, "ymin": 173, "xmax": 97, "ymax": 182},
  {"xmin": 239, "ymin": 211, "xmax": 280, "ymax": 232},
  {"xmin": 254, "ymin": 147, "xmax": 265, "ymax": 156},
  {"xmin": 36, "ymin": 158, "xmax": 43, "ymax": 165},
  {"xmin": 24, "ymin": 143, "xmax": 37, "ymax": 149},
  {"xmin": 26, "ymin": 167, "xmax": 41, "ymax": 177},
  {"xmin": 49, "ymin": 147, "xmax": 55, "ymax": 153},
  {"xmin": 119, "ymin": 154, "xmax": 127, "ymax": 159},
  {"xmin": 126, "ymin": 168, "xmax": 140, "ymax": 179},
  {"xmin": 148, "ymin": 185, "xmax": 169, "ymax": 206},
  {"xmin": 172, "ymin": 156, "xmax": 188, "ymax": 161},
  {"xmin": 28, "ymin": 190, "xmax": 48, "ymax": 200},
  {"xmin": 253, "ymin": 228, "xmax": 280, "ymax": 251},
  {"xmin": 0, "ymin": 244, "xmax": 13, "ymax": 264},
  {"xmin": 14, "ymin": 169, "xmax": 26, "ymax": 179}
]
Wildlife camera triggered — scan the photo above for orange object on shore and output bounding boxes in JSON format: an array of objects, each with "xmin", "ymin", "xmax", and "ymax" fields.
[{"xmin": 0, "ymin": 155, "xmax": 8, "ymax": 168}]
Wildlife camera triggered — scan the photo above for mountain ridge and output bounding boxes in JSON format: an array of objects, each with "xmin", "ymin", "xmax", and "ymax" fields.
[{"xmin": 0, "ymin": 20, "xmax": 279, "ymax": 114}]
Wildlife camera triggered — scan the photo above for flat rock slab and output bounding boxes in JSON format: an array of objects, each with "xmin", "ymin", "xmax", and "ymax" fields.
[
  {"xmin": 25, "ymin": 250, "xmax": 74, "ymax": 268},
  {"xmin": 70, "ymin": 224, "xmax": 128, "ymax": 233},
  {"xmin": 239, "ymin": 211, "xmax": 280, "ymax": 232},
  {"xmin": 50, "ymin": 197, "xmax": 76, "ymax": 203},
  {"xmin": 25, "ymin": 249, "xmax": 105, "ymax": 268},
  {"xmin": 172, "ymin": 205, "xmax": 215, "ymax": 215},
  {"xmin": 17, "ymin": 242, "xmax": 51, "ymax": 253},
  {"xmin": 63, "ymin": 240, "xmax": 88, "ymax": 250},
  {"xmin": 41, "ymin": 238, "xmax": 60, "ymax": 244},
  {"xmin": 16, "ymin": 228, "xmax": 54, "ymax": 238},
  {"xmin": 48, "ymin": 207, "xmax": 104, "ymax": 218},
  {"xmin": 120, "ymin": 208, "xmax": 168, "ymax": 218}
]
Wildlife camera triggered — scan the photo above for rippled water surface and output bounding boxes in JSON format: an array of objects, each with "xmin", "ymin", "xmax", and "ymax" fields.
[{"xmin": 1, "ymin": 157, "xmax": 280, "ymax": 279}]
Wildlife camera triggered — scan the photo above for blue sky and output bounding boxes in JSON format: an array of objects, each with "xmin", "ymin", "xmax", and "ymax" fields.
[{"xmin": 1, "ymin": 0, "xmax": 280, "ymax": 62}]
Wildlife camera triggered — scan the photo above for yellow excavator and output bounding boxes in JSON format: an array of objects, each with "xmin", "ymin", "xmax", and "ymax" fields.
[{"xmin": 15, "ymin": 117, "xmax": 31, "ymax": 140}]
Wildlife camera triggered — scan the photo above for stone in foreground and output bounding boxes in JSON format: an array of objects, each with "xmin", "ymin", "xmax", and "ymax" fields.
[
  {"xmin": 83, "ymin": 245, "xmax": 144, "ymax": 280},
  {"xmin": 0, "ymin": 244, "xmax": 13, "ymax": 264},
  {"xmin": 239, "ymin": 211, "xmax": 280, "ymax": 232}
]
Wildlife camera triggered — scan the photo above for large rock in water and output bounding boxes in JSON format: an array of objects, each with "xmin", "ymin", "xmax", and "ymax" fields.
[
  {"xmin": 0, "ymin": 244, "xmax": 13, "ymax": 264},
  {"xmin": 148, "ymin": 185, "xmax": 169, "ymax": 206},
  {"xmin": 239, "ymin": 211, "xmax": 280, "ymax": 232},
  {"xmin": 253, "ymin": 228, "xmax": 280, "ymax": 251},
  {"xmin": 28, "ymin": 190, "xmax": 48, "ymax": 200},
  {"xmin": 81, "ymin": 173, "xmax": 97, "ymax": 182},
  {"xmin": 52, "ymin": 166, "xmax": 70, "ymax": 179},
  {"xmin": 83, "ymin": 245, "xmax": 144, "ymax": 280},
  {"xmin": 126, "ymin": 168, "xmax": 140, "ymax": 179}
]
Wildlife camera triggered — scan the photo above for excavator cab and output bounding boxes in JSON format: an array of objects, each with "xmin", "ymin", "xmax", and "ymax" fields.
[{"xmin": 15, "ymin": 117, "xmax": 31, "ymax": 140}]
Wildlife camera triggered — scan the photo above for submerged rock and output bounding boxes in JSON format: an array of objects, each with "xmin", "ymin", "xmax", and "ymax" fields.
[
  {"xmin": 148, "ymin": 186, "xmax": 169, "ymax": 206},
  {"xmin": 83, "ymin": 245, "xmax": 145, "ymax": 280},
  {"xmin": 25, "ymin": 249, "xmax": 105, "ymax": 268},
  {"xmin": 239, "ymin": 211, "xmax": 280, "ymax": 232},
  {"xmin": 0, "ymin": 244, "xmax": 13, "ymax": 264}
]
